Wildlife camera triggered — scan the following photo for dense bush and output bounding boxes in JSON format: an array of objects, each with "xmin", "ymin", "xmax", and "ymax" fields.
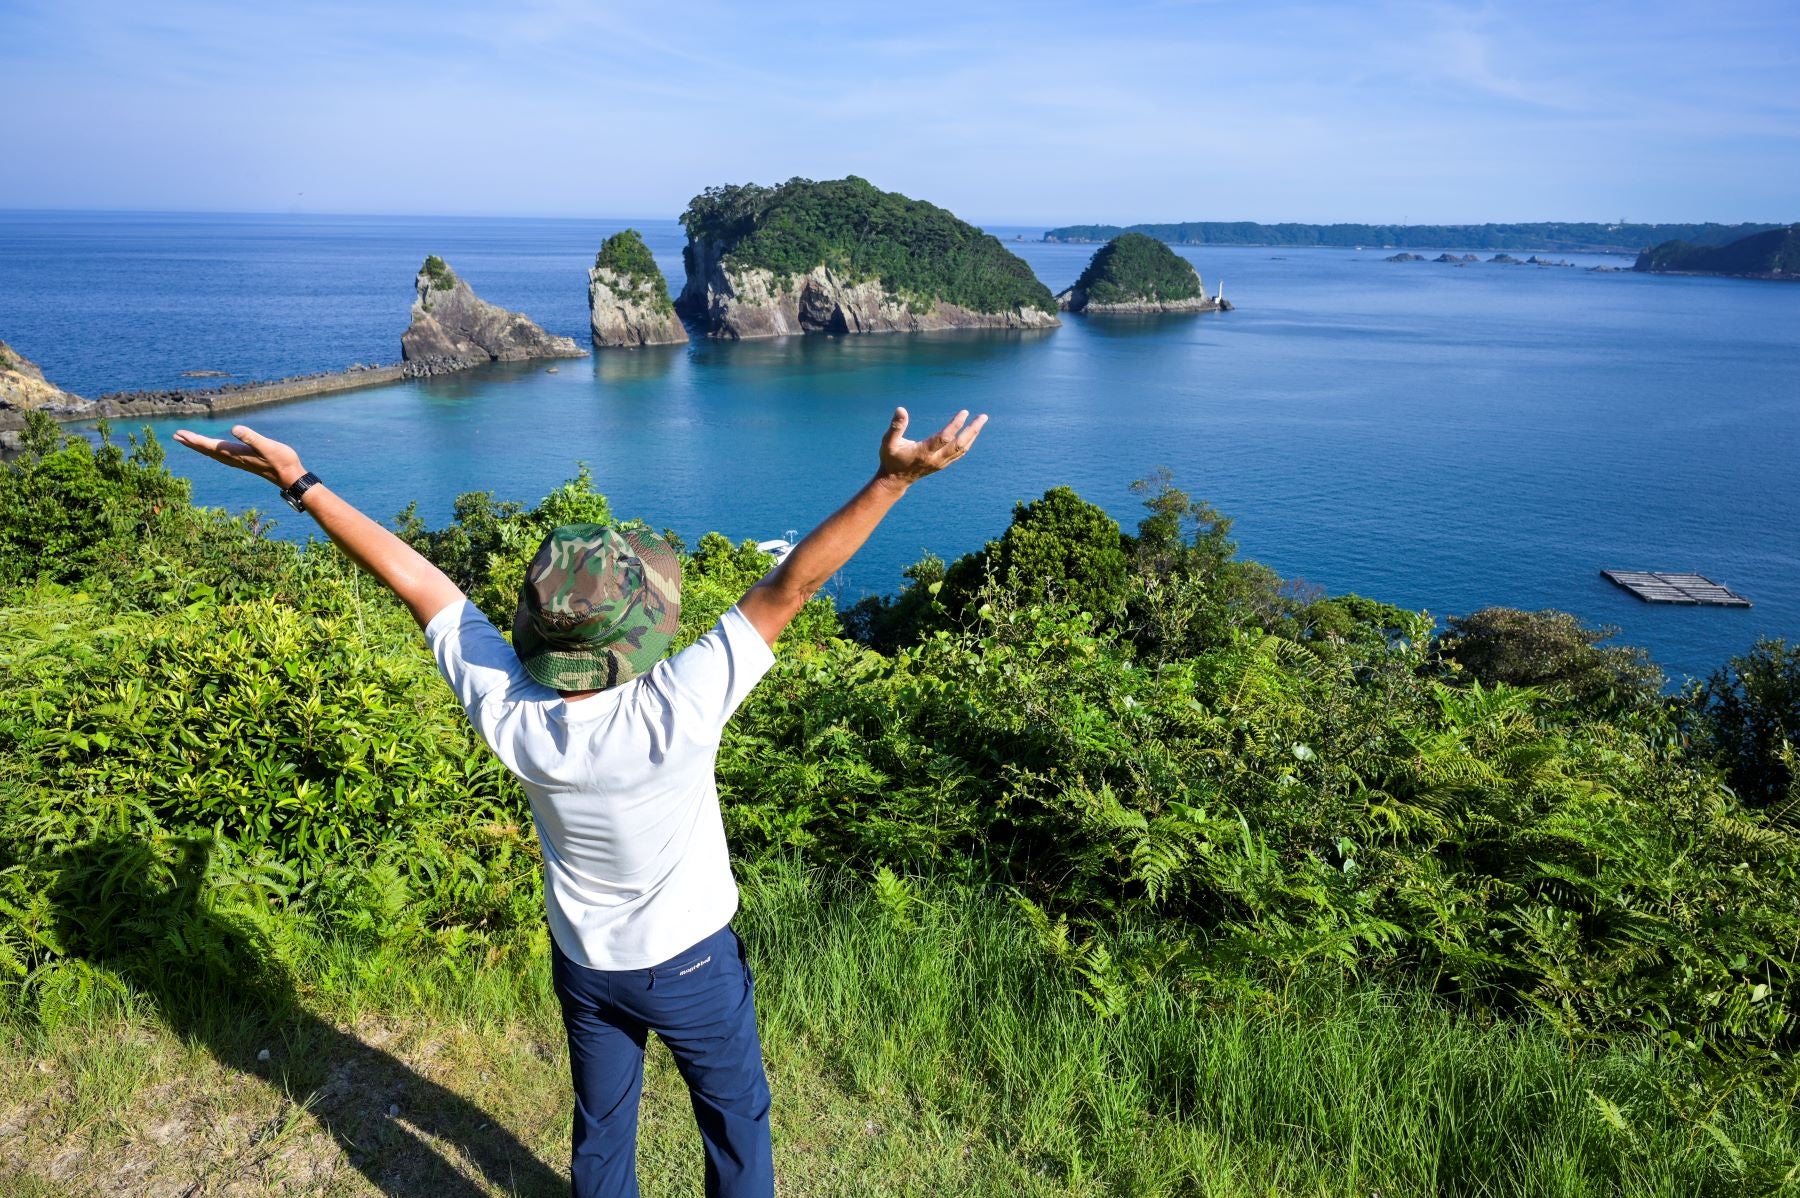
[
  {"xmin": 4, "ymin": 421, "xmax": 1800, "ymax": 1158},
  {"xmin": 680, "ymin": 176, "xmax": 1057, "ymax": 315},
  {"xmin": 1071, "ymin": 233, "xmax": 1204, "ymax": 305},
  {"xmin": 1690, "ymin": 638, "xmax": 1800, "ymax": 809},
  {"xmin": 1432, "ymin": 606, "xmax": 1664, "ymax": 715}
]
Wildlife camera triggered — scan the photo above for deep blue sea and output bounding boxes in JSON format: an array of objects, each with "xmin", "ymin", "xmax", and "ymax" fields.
[{"xmin": 2, "ymin": 211, "xmax": 1796, "ymax": 683}]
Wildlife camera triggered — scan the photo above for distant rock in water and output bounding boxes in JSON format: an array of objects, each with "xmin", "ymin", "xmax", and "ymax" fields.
[
  {"xmin": 401, "ymin": 256, "xmax": 585, "ymax": 366},
  {"xmin": 1634, "ymin": 224, "xmax": 1800, "ymax": 280},
  {"xmin": 1525, "ymin": 255, "xmax": 1574, "ymax": 267},
  {"xmin": 1489, "ymin": 254, "xmax": 1524, "ymax": 264},
  {"xmin": 1057, "ymin": 233, "xmax": 1230, "ymax": 314},
  {"xmin": 676, "ymin": 176, "xmax": 1059, "ymax": 339},
  {"xmin": 588, "ymin": 230, "xmax": 686, "ymax": 348},
  {"xmin": 1433, "ymin": 253, "xmax": 1480, "ymax": 263},
  {"xmin": 1387, "ymin": 253, "xmax": 1426, "ymax": 262}
]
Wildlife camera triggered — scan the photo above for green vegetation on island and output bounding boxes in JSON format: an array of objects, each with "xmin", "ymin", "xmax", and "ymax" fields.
[
  {"xmin": 681, "ymin": 176, "xmax": 1057, "ymax": 315},
  {"xmin": 593, "ymin": 228, "xmax": 674, "ymax": 314},
  {"xmin": 1635, "ymin": 223, "xmax": 1800, "ymax": 279},
  {"xmin": 1046, "ymin": 220, "xmax": 1782, "ymax": 253},
  {"xmin": 4, "ymin": 415, "xmax": 1800, "ymax": 1191},
  {"xmin": 420, "ymin": 254, "xmax": 457, "ymax": 291},
  {"xmin": 1066, "ymin": 233, "xmax": 1206, "ymax": 307}
]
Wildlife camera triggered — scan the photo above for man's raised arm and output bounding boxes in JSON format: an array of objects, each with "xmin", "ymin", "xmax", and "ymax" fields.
[
  {"xmin": 736, "ymin": 406, "xmax": 988, "ymax": 647},
  {"xmin": 173, "ymin": 424, "xmax": 464, "ymax": 627}
]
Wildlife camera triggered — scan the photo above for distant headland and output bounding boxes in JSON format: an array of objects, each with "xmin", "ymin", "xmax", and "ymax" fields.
[
  {"xmin": 1044, "ymin": 221, "xmax": 1781, "ymax": 254},
  {"xmin": 1635, "ymin": 224, "xmax": 1800, "ymax": 281}
]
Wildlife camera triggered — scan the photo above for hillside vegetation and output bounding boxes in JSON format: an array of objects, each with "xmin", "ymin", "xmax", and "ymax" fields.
[
  {"xmin": 681, "ymin": 176, "xmax": 1056, "ymax": 315},
  {"xmin": 1045, "ymin": 221, "xmax": 1781, "ymax": 253},
  {"xmin": 1069, "ymin": 233, "xmax": 1205, "ymax": 305},
  {"xmin": 593, "ymin": 228, "xmax": 674, "ymax": 314},
  {"xmin": 1635, "ymin": 224, "xmax": 1800, "ymax": 278},
  {"xmin": 3, "ymin": 415, "xmax": 1800, "ymax": 1193}
]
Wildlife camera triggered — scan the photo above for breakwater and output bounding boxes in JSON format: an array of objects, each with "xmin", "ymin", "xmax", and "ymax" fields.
[{"xmin": 0, "ymin": 357, "xmax": 475, "ymax": 452}]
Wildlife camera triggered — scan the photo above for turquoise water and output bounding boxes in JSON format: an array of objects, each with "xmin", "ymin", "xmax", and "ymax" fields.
[{"xmin": 2, "ymin": 212, "xmax": 1796, "ymax": 682}]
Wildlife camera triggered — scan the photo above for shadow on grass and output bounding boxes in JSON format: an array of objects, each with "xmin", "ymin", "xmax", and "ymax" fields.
[{"xmin": 47, "ymin": 835, "xmax": 566, "ymax": 1198}]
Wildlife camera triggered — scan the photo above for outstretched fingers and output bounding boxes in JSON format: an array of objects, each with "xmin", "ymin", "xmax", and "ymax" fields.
[
  {"xmin": 172, "ymin": 428, "xmax": 268, "ymax": 477},
  {"xmin": 954, "ymin": 413, "xmax": 989, "ymax": 452}
]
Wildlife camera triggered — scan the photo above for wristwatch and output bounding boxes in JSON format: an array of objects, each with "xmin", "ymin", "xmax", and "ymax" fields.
[{"xmin": 279, "ymin": 471, "xmax": 323, "ymax": 512}]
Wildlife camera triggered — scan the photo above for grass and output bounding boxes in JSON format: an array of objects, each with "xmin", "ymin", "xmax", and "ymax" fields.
[{"xmin": 3, "ymin": 863, "xmax": 1795, "ymax": 1196}]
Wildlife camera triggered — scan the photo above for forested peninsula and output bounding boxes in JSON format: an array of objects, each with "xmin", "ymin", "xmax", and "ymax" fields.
[
  {"xmin": 678, "ymin": 176, "xmax": 1059, "ymax": 338},
  {"xmin": 1044, "ymin": 220, "xmax": 1780, "ymax": 253},
  {"xmin": 1635, "ymin": 223, "xmax": 1800, "ymax": 279}
]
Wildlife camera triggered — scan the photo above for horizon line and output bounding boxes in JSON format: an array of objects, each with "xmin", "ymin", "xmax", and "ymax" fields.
[{"xmin": 0, "ymin": 206, "xmax": 1789, "ymax": 229}]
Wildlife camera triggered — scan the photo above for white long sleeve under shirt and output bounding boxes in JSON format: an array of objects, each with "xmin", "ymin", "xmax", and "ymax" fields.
[{"xmin": 424, "ymin": 599, "xmax": 776, "ymax": 970}]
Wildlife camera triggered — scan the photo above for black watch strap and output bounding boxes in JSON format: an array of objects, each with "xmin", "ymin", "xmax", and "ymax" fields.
[{"xmin": 280, "ymin": 471, "xmax": 322, "ymax": 512}]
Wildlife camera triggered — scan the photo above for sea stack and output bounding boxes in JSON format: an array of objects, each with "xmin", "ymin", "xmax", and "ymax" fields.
[
  {"xmin": 588, "ymin": 230, "xmax": 687, "ymax": 348},
  {"xmin": 401, "ymin": 256, "xmax": 585, "ymax": 367},
  {"xmin": 1056, "ymin": 233, "xmax": 1229, "ymax": 314},
  {"xmin": 675, "ymin": 176, "xmax": 1059, "ymax": 339}
]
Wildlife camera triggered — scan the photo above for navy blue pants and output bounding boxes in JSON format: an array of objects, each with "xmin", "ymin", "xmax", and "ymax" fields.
[{"xmin": 551, "ymin": 924, "xmax": 774, "ymax": 1198}]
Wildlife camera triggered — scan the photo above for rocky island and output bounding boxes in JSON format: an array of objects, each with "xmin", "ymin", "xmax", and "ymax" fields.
[
  {"xmin": 1635, "ymin": 224, "xmax": 1800, "ymax": 280},
  {"xmin": 675, "ymin": 176, "xmax": 1059, "ymax": 339},
  {"xmin": 1056, "ymin": 233, "xmax": 1229, "ymax": 314},
  {"xmin": 588, "ymin": 231, "xmax": 686, "ymax": 348},
  {"xmin": 402, "ymin": 256, "xmax": 585, "ymax": 366},
  {"xmin": 0, "ymin": 340, "xmax": 94, "ymax": 451}
]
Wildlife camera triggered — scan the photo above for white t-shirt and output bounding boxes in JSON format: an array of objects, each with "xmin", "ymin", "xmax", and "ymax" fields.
[{"xmin": 424, "ymin": 599, "xmax": 776, "ymax": 970}]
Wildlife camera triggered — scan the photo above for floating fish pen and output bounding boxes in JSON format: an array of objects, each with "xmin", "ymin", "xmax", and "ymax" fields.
[{"xmin": 1601, "ymin": 570, "xmax": 1751, "ymax": 607}]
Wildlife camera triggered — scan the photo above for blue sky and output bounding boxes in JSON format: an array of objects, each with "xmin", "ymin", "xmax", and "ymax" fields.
[{"xmin": 2, "ymin": 0, "xmax": 1795, "ymax": 224}]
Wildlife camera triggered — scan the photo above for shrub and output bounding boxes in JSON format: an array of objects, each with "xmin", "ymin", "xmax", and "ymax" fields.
[
  {"xmin": 1689, "ymin": 638, "xmax": 1800, "ymax": 809},
  {"xmin": 1432, "ymin": 607, "xmax": 1664, "ymax": 712},
  {"xmin": 421, "ymin": 255, "xmax": 457, "ymax": 291}
]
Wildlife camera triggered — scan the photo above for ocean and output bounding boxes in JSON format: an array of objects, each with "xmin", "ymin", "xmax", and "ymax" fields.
[{"xmin": 1, "ymin": 210, "xmax": 1795, "ymax": 683}]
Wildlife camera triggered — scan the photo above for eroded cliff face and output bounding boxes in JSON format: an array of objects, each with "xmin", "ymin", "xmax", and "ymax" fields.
[
  {"xmin": 0, "ymin": 339, "xmax": 92, "ymax": 452},
  {"xmin": 677, "ymin": 240, "xmax": 1060, "ymax": 340},
  {"xmin": 0, "ymin": 340, "xmax": 90, "ymax": 415},
  {"xmin": 588, "ymin": 268, "xmax": 687, "ymax": 348},
  {"xmin": 401, "ymin": 261, "xmax": 584, "ymax": 365}
]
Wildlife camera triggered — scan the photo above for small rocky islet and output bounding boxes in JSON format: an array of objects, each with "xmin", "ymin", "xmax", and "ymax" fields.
[
  {"xmin": 588, "ymin": 230, "xmax": 686, "ymax": 348},
  {"xmin": 1056, "ymin": 233, "xmax": 1229, "ymax": 314}
]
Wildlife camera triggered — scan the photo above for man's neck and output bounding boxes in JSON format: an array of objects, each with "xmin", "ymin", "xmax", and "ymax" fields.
[{"xmin": 558, "ymin": 689, "xmax": 603, "ymax": 702}]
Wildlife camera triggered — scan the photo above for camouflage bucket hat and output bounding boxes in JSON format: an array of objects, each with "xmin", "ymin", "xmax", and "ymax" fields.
[{"xmin": 512, "ymin": 524, "xmax": 682, "ymax": 691}]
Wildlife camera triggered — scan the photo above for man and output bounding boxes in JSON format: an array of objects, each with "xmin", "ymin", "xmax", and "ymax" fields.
[{"xmin": 173, "ymin": 405, "xmax": 987, "ymax": 1198}]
